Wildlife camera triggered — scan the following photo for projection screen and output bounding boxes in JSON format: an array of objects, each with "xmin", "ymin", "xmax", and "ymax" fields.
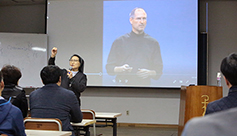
[{"xmin": 47, "ymin": 0, "xmax": 198, "ymax": 88}]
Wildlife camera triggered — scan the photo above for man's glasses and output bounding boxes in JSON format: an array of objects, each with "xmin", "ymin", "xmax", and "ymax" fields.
[{"xmin": 134, "ymin": 17, "xmax": 147, "ymax": 21}]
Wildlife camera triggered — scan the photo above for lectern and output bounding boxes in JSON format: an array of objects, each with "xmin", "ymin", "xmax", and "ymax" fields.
[{"xmin": 178, "ymin": 85, "xmax": 223, "ymax": 136}]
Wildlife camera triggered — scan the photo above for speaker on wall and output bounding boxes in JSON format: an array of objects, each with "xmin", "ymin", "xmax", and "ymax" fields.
[{"xmin": 198, "ymin": 32, "xmax": 208, "ymax": 85}]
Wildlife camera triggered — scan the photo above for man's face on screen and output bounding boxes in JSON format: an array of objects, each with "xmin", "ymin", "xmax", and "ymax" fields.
[{"xmin": 130, "ymin": 9, "xmax": 147, "ymax": 34}]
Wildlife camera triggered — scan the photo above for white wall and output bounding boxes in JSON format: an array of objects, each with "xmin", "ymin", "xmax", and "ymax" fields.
[
  {"xmin": 205, "ymin": 1, "xmax": 237, "ymax": 96},
  {"xmin": 81, "ymin": 88, "xmax": 180, "ymax": 124},
  {"xmin": 1, "ymin": 0, "xmax": 237, "ymax": 125}
]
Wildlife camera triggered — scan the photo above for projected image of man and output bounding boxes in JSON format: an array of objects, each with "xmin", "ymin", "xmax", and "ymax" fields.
[{"xmin": 106, "ymin": 7, "xmax": 163, "ymax": 86}]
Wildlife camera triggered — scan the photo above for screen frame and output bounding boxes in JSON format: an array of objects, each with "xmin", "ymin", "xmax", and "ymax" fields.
[{"xmin": 46, "ymin": 0, "xmax": 203, "ymax": 89}]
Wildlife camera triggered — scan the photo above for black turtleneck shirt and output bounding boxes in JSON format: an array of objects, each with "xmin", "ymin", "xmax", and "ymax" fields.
[{"xmin": 106, "ymin": 31, "xmax": 163, "ymax": 85}]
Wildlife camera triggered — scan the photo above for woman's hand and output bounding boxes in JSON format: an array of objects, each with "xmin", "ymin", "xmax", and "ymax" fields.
[
  {"xmin": 67, "ymin": 70, "xmax": 73, "ymax": 79},
  {"xmin": 51, "ymin": 47, "xmax": 58, "ymax": 58}
]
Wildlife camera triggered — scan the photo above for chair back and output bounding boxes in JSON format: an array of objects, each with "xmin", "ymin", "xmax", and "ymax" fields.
[
  {"xmin": 24, "ymin": 117, "xmax": 62, "ymax": 131},
  {"xmin": 82, "ymin": 109, "xmax": 95, "ymax": 119},
  {"xmin": 81, "ymin": 109, "xmax": 96, "ymax": 136}
]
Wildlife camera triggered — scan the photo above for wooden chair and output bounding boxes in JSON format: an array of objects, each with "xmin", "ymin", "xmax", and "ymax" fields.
[
  {"xmin": 24, "ymin": 117, "xmax": 62, "ymax": 131},
  {"xmin": 72, "ymin": 109, "xmax": 96, "ymax": 136},
  {"xmin": 82, "ymin": 109, "xmax": 96, "ymax": 136}
]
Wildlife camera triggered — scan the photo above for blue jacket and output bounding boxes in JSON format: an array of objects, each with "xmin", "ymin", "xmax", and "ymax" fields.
[
  {"xmin": 0, "ymin": 97, "xmax": 26, "ymax": 136},
  {"xmin": 205, "ymin": 86, "xmax": 237, "ymax": 115}
]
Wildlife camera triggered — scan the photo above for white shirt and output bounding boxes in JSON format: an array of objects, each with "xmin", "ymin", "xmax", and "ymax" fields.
[
  {"xmin": 0, "ymin": 96, "xmax": 4, "ymax": 100},
  {"xmin": 71, "ymin": 71, "xmax": 78, "ymax": 77}
]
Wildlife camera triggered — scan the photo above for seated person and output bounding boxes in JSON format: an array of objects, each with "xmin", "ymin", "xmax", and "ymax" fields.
[
  {"xmin": 205, "ymin": 53, "xmax": 237, "ymax": 115},
  {"xmin": 30, "ymin": 65, "xmax": 83, "ymax": 136},
  {"xmin": 182, "ymin": 107, "xmax": 237, "ymax": 136},
  {"xmin": 0, "ymin": 71, "xmax": 26, "ymax": 136},
  {"xmin": 1, "ymin": 65, "xmax": 28, "ymax": 118}
]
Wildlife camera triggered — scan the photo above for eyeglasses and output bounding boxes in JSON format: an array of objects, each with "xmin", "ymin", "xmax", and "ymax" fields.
[
  {"xmin": 69, "ymin": 59, "xmax": 79, "ymax": 62},
  {"xmin": 134, "ymin": 17, "xmax": 147, "ymax": 21}
]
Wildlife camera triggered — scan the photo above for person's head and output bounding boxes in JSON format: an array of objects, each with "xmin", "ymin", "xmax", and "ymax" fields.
[
  {"xmin": 69, "ymin": 54, "xmax": 84, "ymax": 73},
  {"xmin": 40, "ymin": 65, "xmax": 61, "ymax": 85},
  {"xmin": 1, "ymin": 65, "xmax": 22, "ymax": 86},
  {"xmin": 0, "ymin": 71, "xmax": 4, "ymax": 95},
  {"xmin": 129, "ymin": 7, "xmax": 147, "ymax": 34},
  {"xmin": 220, "ymin": 53, "xmax": 237, "ymax": 87}
]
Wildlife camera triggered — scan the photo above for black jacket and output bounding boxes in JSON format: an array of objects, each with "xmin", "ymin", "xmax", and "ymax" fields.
[
  {"xmin": 48, "ymin": 57, "xmax": 87, "ymax": 106},
  {"xmin": 1, "ymin": 84, "xmax": 28, "ymax": 118}
]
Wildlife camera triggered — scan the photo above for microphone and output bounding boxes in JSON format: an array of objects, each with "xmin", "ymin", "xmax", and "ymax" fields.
[{"xmin": 68, "ymin": 66, "xmax": 72, "ymax": 74}]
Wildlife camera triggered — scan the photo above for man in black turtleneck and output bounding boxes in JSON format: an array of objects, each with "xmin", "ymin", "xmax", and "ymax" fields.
[{"xmin": 106, "ymin": 7, "xmax": 163, "ymax": 86}]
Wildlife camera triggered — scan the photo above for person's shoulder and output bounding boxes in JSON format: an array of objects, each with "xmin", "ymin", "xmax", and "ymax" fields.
[
  {"xmin": 115, "ymin": 32, "xmax": 131, "ymax": 40},
  {"xmin": 185, "ymin": 113, "xmax": 221, "ymax": 132},
  {"xmin": 184, "ymin": 108, "xmax": 237, "ymax": 136},
  {"xmin": 207, "ymin": 98, "xmax": 221, "ymax": 105},
  {"xmin": 3, "ymin": 85, "xmax": 22, "ymax": 92},
  {"xmin": 59, "ymin": 86, "xmax": 75, "ymax": 95},
  {"xmin": 76, "ymin": 72, "xmax": 87, "ymax": 77},
  {"xmin": 59, "ymin": 87, "xmax": 78, "ymax": 101},
  {"xmin": 14, "ymin": 86, "xmax": 26, "ymax": 96},
  {"xmin": 182, "ymin": 115, "xmax": 215, "ymax": 136},
  {"xmin": 8, "ymin": 104, "xmax": 23, "ymax": 117},
  {"xmin": 144, "ymin": 33, "xmax": 158, "ymax": 42},
  {"xmin": 2, "ymin": 85, "xmax": 24, "ymax": 98},
  {"xmin": 208, "ymin": 95, "xmax": 231, "ymax": 107},
  {"xmin": 186, "ymin": 116, "xmax": 208, "ymax": 127},
  {"xmin": 192, "ymin": 107, "xmax": 237, "ymax": 125},
  {"xmin": 15, "ymin": 85, "xmax": 24, "ymax": 91},
  {"xmin": 29, "ymin": 87, "xmax": 42, "ymax": 96},
  {"xmin": 30, "ymin": 88, "xmax": 39, "ymax": 94}
]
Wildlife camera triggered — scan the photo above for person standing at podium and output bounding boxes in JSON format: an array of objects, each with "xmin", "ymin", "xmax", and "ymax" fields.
[
  {"xmin": 205, "ymin": 53, "xmax": 237, "ymax": 115},
  {"xmin": 48, "ymin": 47, "xmax": 87, "ymax": 106}
]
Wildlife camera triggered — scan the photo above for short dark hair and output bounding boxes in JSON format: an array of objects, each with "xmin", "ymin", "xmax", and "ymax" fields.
[
  {"xmin": 40, "ymin": 65, "xmax": 61, "ymax": 85},
  {"xmin": 1, "ymin": 65, "xmax": 22, "ymax": 85},
  {"xmin": 220, "ymin": 53, "xmax": 237, "ymax": 86}
]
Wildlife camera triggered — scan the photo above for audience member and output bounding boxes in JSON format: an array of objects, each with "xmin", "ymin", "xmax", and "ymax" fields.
[
  {"xmin": 205, "ymin": 53, "xmax": 237, "ymax": 115},
  {"xmin": 182, "ymin": 53, "xmax": 237, "ymax": 136},
  {"xmin": 30, "ymin": 65, "xmax": 83, "ymax": 136},
  {"xmin": 182, "ymin": 107, "xmax": 237, "ymax": 136},
  {"xmin": 0, "ymin": 71, "xmax": 26, "ymax": 136},
  {"xmin": 1, "ymin": 65, "xmax": 28, "ymax": 118}
]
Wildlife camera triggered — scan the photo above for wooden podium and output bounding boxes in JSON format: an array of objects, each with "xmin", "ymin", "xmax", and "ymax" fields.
[{"xmin": 178, "ymin": 85, "xmax": 223, "ymax": 136}]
